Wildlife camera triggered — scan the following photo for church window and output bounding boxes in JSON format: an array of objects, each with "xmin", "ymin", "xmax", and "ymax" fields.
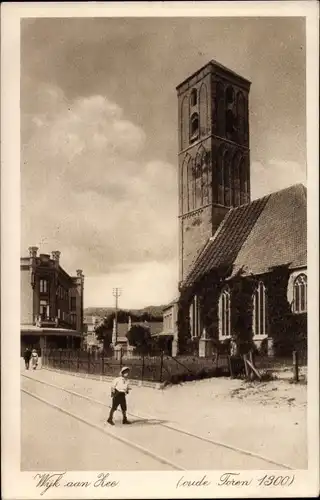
[
  {"xmin": 190, "ymin": 88, "xmax": 197, "ymax": 107},
  {"xmin": 225, "ymin": 86, "xmax": 236, "ymax": 141},
  {"xmin": 180, "ymin": 96, "xmax": 189, "ymax": 150},
  {"xmin": 217, "ymin": 148, "xmax": 224, "ymax": 205},
  {"xmin": 226, "ymin": 86, "xmax": 235, "ymax": 104},
  {"xmin": 199, "ymin": 83, "xmax": 209, "ymax": 137},
  {"xmin": 216, "ymin": 82, "xmax": 225, "ymax": 137},
  {"xmin": 293, "ymin": 274, "xmax": 307, "ymax": 313},
  {"xmin": 190, "ymin": 113, "xmax": 199, "ymax": 142},
  {"xmin": 239, "ymin": 159, "xmax": 248, "ymax": 204},
  {"xmin": 223, "ymin": 152, "xmax": 231, "ymax": 207},
  {"xmin": 237, "ymin": 92, "xmax": 245, "ymax": 145},
  {"xmin": 187, "ymin": 157, "xmax": 194, "ymax": 211},
  {"xmin": 253, "ymin": 281, "xmax": 267, "ymax": 337},
  {"xmin": 233, "ymin": 154, "xmax": 241, "ymax": 206},
  {"xmin": 182, "ymin": 154, "xmax": 191, "ymax": 213},
  {"xmin": 189, "ymin": 295, "xmax": 201, "ymax": 338},
  {"xmin": 219, "ymin": 286, "xmax": 231, "ymax": 338}
]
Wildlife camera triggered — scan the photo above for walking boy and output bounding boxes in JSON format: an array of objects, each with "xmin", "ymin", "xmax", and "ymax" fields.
[{"xmin": 106, "ymin": 366, "xmax": 131, "ymax": 426}]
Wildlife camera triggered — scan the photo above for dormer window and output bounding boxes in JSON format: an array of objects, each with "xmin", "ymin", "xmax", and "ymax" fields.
[
  {"xmin": 190, "ymin": 88, "xmax": 197, "ymax": 107},
  {"xmin": 190, "ymin": 112, "xmax": 199, "ymax": 142}
]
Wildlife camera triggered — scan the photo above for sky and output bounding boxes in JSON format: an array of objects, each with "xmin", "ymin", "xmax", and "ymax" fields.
[{"xmin": 21, "ymin": 17, "xmax": 306, "ymax": 309}]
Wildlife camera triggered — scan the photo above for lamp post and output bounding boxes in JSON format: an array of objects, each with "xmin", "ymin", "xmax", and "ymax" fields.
[{"xmin": 112, "ymin": 288, "xmax": 122, "ymax": 346}]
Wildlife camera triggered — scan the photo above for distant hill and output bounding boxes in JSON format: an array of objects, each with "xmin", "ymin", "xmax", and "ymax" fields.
[{"xmin": 84, "ymin": 304, "xmax": 166, "ymax": 320}]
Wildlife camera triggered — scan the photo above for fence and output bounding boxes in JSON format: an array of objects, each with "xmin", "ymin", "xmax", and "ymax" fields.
[
  {"xmin": 42, "ymin": 347, "xmax": 307, "ymax": 384},
  {"xmin": 42, "ymin": 349, "xmax": 230, "ymax": 383},
  {"xmin": 228, "ymin": 349, "xmax": 307, "ymax": 381}
]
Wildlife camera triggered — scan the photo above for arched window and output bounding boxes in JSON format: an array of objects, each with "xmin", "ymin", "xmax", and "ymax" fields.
[
  {"xmin": 239, "ymin": 159, "xmax": 248, "ymax": 205},
  {"xmin": 199, "ymin": 83, "xmax": 209, "ymax": 137},
  {"xmin": 225, "ymin": 86, "xmax": 236, "ymax": 141},
  {"xmin": 253, "ymin": 281, "xmax": 267, "ymax": 337},
  {"xmin": 189, "ymin": 295, "xmax": 201, "ymax": 338},
  {"xmin": 219, "ymin": 286, "xmax": 231, "ymax": 338},
  {"xmin": 226, "ymin": 86, "xmax": 235, "ymax": 105},
  {"xmin": 293, "ymin": 274, "xmax": 307, "ymax": 313},
  {"xmin": 217, "ymin": 147, "xmax": 224, "ymax": 205},
  {"xmin": 216, "ymin": 82, "xmax": 225, "ymax": 137},
  {"xmin": 223, "ymin": 152, "xmax": 231, "ymax": 207},
  {"xmin": 187, "ymin": 157, "xmax": 194, "ymax": 211},
  {"xmin": 180, "ymin": 95, "xmax": 189, "ymax": 150},
  {"xmin": 237, "ymin": 92, "xmax": 245, "ymax": 145},
  {"xmin": 181, "ymin": 154, "xmax": 191, "ymax": 213},
  {"xmin": 194, "ymin": 151, "xmax": 202, "ymax": 209},
  {"xmin": 202, "ymin": 150, "xmax": 209, "ymax": 206},
  {"xmin": 232, "ymin": 153, "xmax": 241, "ymax": 207},
  {"xmin": 190, "ymin": 88, "xmax": 197, "ymax": 107},
  {"xmin": 190, "ymin": 113, "xmax": 199, "ymax": 142}
]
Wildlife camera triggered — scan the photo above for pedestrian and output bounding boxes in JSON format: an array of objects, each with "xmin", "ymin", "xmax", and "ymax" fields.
[
  {"xmin": 106, "ymin": 366, "xmax": 131, "ymax": 426},
  {"xmin": 23, "ymin": 347, "xmax": 31, "ymax": 370},
  {"xmin": 31, "ymin": 349, "xmax": 39, "ymax": 370}
]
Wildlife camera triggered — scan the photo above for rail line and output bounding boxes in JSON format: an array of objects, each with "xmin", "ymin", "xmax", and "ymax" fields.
[
  {"xmin": 22, "ymin": 387, "xmax": 184, "ymax": 471},
  {"xmin": 21, "ymin": 373, "xmax": 293, "ymax": 470}
]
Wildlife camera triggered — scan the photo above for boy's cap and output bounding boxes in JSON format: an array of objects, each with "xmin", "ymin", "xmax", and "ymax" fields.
[{"xmin": 120, "ymin": 366, "xmax": 130, "ymax": 374}]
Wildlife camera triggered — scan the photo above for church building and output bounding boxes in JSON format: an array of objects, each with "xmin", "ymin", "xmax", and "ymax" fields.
[{"xmin": 176, "ymin": 60, "xmax": 307, "ymax": 358}]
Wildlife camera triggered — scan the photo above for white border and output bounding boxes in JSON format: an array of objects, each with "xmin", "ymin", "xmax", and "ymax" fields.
[{"xmin": 1, "ymin": 2, "xmax": 319, "ymax": 499}]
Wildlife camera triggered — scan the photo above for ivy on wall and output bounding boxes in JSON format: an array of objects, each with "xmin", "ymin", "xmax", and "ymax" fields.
[{"xmin": 177, "ymin": 263, "xmax": 307, "ymax": 357}]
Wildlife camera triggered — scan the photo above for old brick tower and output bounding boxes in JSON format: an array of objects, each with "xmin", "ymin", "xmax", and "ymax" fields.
[{"xmin": 177, "ymin": 60, "xmax": 251, "ymax": 284}]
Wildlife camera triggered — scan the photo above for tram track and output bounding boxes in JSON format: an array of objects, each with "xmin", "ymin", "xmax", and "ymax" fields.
[{"xmin": 21, "ymin": 372, "xmax": 293, "ymax": 471}]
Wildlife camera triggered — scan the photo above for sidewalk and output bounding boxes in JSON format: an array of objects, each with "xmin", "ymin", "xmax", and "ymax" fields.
[{"xmin": 22, "ymin": 366, "xmax": 307, "ymax": 469}]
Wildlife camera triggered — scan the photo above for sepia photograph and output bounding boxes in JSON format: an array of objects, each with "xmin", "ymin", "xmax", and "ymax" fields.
[{"xmin": 1, "ymin": 2, "xmax": 319, "ymax": 499}]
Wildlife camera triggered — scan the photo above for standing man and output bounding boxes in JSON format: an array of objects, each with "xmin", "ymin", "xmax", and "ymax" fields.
[{"xmin": 23, "ymin": 347, "xmax": 31, "ymax": 370}]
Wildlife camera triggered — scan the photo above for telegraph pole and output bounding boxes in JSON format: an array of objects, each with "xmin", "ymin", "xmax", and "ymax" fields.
[{"xmin": 112, "ymin": 288, "xmax": 122, "ymax": 345}]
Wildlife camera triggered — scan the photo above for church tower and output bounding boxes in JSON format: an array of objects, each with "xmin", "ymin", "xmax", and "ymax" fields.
[{"xmin": 177, "ymin": 60, "xmax": 251, "ymax": 284}]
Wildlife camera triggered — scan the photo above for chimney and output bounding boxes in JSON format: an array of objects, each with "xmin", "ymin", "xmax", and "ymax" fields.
[
  {"xmin": 76, "ymin": 269, "xmax": 83, "ymax": 277},
  {"xmin": 29, "ymin": 246, "xmax": 38, "ymax": 259},
  {"xmin": 51, "ymin": 251, "xmax": 61, "ymax": 263}
]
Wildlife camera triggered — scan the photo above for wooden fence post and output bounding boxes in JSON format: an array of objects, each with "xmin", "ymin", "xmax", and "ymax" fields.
[
  {"xmin": 101, "ymin": 354, "xmax": 104, "ymax": 376},
  {"xmin": 77, "ymin": 351, "xmax": 79, "ymax": 372},
  {"xmin": 87, "ymin": 350, "xmax": 90, "ymax": 374},
  {"xmin": 160, "ymin": 351, "xmax": 164, "ymax": 383},
  {"xmin": 141, "ymin": 354, "xmax": 145, "ymax": 382},
  {"xmin": 228, "ymin": 355, "xmax": 234, "ymax": 378},
  {"xmin": 59, "ymin": 349, "xmax": 62, "ymax": 370},
  {"xmin": 293, "ymin": 350, "xmax": 299, "ymax": 382},
  {"xmin": 249, "ymin": 350, "xmax": 254, "ymax": 380},
  {"xmin": 243, "ymin": 353, "xmax": 249, "ymax": 379}
]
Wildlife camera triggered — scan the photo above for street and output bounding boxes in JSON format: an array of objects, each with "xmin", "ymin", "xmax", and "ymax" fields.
[{"xmin": 21, "ymin": 365, "xmax": 307, "ymax": 471}]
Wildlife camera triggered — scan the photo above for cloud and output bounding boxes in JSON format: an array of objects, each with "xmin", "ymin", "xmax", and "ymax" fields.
[
  {"xmin": 21, "ymin": 85, "xmax": 178, "ymax": 276},
  {"xmin": 84, "ymin": 260, "xmax": 179, "ymax": 309},
  {"xmin": 251, "ymin": 159, "xmax": 306, "ymax": 200}
]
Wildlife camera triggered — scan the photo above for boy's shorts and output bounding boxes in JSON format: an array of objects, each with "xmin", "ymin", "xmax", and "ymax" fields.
[{"xmin": 111, "ymin": 390, "xmax": 127, "ymax": 412}]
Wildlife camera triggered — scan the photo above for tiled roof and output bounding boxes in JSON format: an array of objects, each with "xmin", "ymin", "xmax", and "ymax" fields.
[{"xmin": 183, "ymin": 184, "xmax": 307, "ymax": 287}]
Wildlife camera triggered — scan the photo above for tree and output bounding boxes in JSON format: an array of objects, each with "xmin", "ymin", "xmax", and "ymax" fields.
[
  {"xmin": 126, "ymin": 324, "xmax": 152, "ymax": 354},
  {"xmin": 95, "ymin": 315, "xmax": 113, "ymax": 351}
]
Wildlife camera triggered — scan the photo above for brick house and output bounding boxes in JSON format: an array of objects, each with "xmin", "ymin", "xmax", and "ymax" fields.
[{"xmin": 21, "ymin": 247, "xmax": 84, "ymax": 353}]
